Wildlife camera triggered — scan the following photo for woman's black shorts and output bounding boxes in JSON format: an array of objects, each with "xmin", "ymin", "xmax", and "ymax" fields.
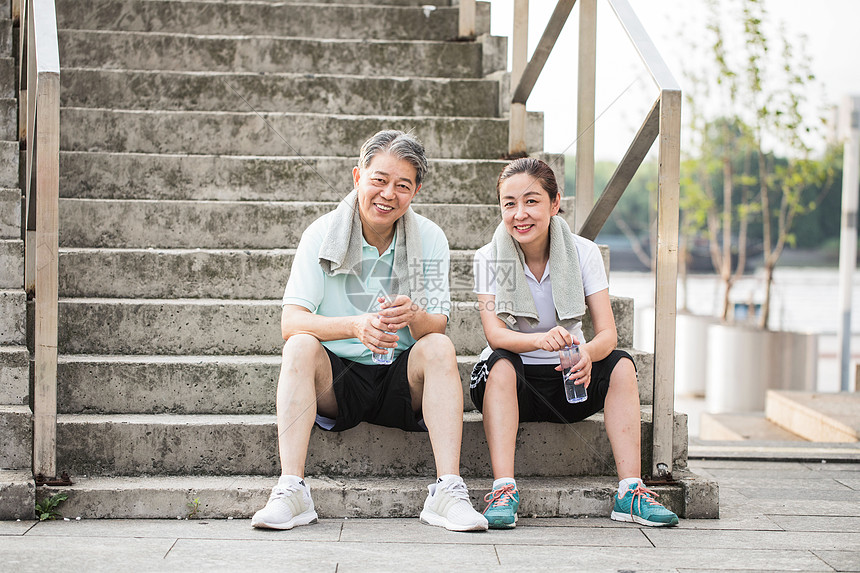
[{"xmin": 469, "ymin": 348, "xmax": 635, "ymax": 423}]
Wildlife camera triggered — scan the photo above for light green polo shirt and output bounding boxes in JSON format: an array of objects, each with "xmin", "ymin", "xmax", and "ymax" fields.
[{"xmin": 283, "ymin": 210, "xmax": 451, "ymax": 364}]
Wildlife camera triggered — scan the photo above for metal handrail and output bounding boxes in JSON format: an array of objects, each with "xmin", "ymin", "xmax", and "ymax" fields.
[
  {"xmin": 467, "ymin": 0, "xmax": 681, "ymax": 477},
  {"xmin": 18, "ymin": 0, "xmax": 61, "ymax": 479}
]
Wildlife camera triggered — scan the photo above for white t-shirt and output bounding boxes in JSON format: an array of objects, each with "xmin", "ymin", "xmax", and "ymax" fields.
[{"xmin": 472, "ymin": 233, "xmax": 609, "ymax": 364}]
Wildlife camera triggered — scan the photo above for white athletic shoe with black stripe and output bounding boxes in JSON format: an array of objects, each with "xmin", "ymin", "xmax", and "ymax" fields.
[
  {"xmin": 420, "ymin": 476, "xmax": 489, "ymax": 532},
  {"xmin": 251, "ymin": 476, "xmax": 318, "ymax": 530}
]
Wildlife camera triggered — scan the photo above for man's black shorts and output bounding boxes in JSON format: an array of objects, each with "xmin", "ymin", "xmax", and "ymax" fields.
[
  {"xmin": 318, "ymin": 346, "xmax": 426, "ymax": 433},
  {"xmin": 469, "ymin": 348, "xmax": 635, "ymax": 423}
]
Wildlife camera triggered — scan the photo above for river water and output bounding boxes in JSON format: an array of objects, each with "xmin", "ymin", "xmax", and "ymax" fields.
[{"xmin": 610, "ymin": 267, "xmax": 860, "ymax": 393}]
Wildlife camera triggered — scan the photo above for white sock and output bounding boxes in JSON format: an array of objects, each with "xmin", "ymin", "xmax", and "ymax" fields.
[
  {"xmin": 437, "ymin": 474, "xmax": 461, "ymax": 485},
  {"xmin": 278, "ymin": 475, "xmax": 306, "ymax": 489},
  {"xmin": 618, "ymin": 477, "xmax": 643, "ymax": 496},
  {"xmin": 493, "ymin": 477, "xmax": 516, "ymax": 490}
]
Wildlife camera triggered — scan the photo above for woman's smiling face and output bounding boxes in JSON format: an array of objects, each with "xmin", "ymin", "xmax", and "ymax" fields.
[{"xmin": 499, "ymin": 172, "xmax": 561, "ymax": 247}]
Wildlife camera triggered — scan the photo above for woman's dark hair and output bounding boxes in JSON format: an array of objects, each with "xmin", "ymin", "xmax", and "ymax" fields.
[{"xmin": 495, "ymin": 158, "xmax": 562, "ymax": 211}]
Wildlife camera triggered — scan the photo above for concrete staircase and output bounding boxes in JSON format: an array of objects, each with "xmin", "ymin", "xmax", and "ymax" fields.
[
  {"xmin": 0, "ymin": 0, "xmax": 35, "ymax": 520},
  {"xmin": 14, "ymin": 0, "xmax": 716, "ymax": 519}
]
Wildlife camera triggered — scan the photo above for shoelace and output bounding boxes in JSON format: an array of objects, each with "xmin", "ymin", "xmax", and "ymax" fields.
[
  {"xmin": 483, "ymin": 483, "xmax": 517, "ymax": 511},
  {"xmin": 270, "ymin": 483, "xmax": 301, "ymax": 500},
  {"xmin": 627, "ymin": 484, "xmax": 662, "ymax": 518},
  {"xmin": 438, "ymin": 478, "xmax": 471, "ymax": 502}
]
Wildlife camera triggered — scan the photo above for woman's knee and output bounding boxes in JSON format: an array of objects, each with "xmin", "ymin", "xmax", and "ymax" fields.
[
  {"xmin": 486, "ymin": 359, "xmax": 517, "ymax": 390},
  {"xmin": 609, "ymin": 357, "xmax": 638, "ymax": 390}
]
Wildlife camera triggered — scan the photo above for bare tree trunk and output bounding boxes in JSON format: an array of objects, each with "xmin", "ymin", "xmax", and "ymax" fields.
[
  {"xmin": 758, "ymin": 148, "xmax": 772, "ymax": 329},
  {"xmin": 720, "ymin": 152, "xmax": 734, "ymax": 321}
]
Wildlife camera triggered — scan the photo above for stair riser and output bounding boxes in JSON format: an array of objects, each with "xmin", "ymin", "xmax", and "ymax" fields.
[
  {"xmin": 59, "ymin": 108, "xmax": 544, "ymax": 159},
  {"xmin": 54, "ymin": 414, "xmax": 686, "ymax": 477},
  {"xmin": 0, "ymin": 58, "xmax": 14, "ymax": 99},
  {"xmin": 51, "ymin": 299, "xmax": 634, "ymax": 356},
  {"xmin": 58, "ymin": 200, "xmax": 505, "ymax": 250},
  {"xmin": 1, "ymin": 290, "xmax": 25, "ymax": 345},
  {"xmin": 0, "ymin": 188, "xmax": 21, "ymax": 237},
  {"xmin": 0, "ymin": 239, "xmax": 22, "ymax": 289},
  {"xmin": 62, "ymin": 70, "xmax": 500, "ymax": 117},
  {"xmin": 0, "ymin": 142, "xmax": 18, "ymax": 189},
  {"xmin": 0, "ymin": 346, "xmax": 28, "ymax": 405},
  {"xmin": 59, "ymin": 152, "xmax": 563, "ymax": 204},
  {"xmin": 0, "ymin": 407, "xmax": 31, "ymax": 469},
  {"xmin": 55, "ymin": 352, "xmax": 653, "ymax": 415},
  {"xmin": 36, "ymin": 475, "xmax": 693, "ymax": 519},
  {"xmin": 59, "ymin": 31, "xmax": 497, "ymax": 78},
  {"xmin": 58, "ymin": 1, "xmax": 490, "ymax": 41}
]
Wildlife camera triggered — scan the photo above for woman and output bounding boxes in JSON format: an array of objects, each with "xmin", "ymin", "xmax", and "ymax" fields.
[{"xmin": 470, "ymin": 158, "xmax": 678, "ymax": 529}]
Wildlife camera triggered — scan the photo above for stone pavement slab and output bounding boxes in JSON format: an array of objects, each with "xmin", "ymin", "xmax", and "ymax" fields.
[
  {"xmin": 3, "ymin": 536, "xmax": 176, "ymax": 572},
  {"xmin": 838, "ymin": 478, "xmax": 860, "ymax": 490},
  {"xmin": 813, "ymin": 550, "xmax": 860, "ymax": 572},
  {"xmin": 25, "ymin": 518, "xmax": 343, "ymax": 541},
  {"xmin": 339, "ymin": 518, "xmax": 651, "ymax": 546},
  {"xmin": 645, "ymin": 528, "xmax": 859, "ymax": 551},
  {"xmin": 0, "ymin": 520, "xmax": 35, "ymax": 535},
  {"xmin": 493, "ymin": 546, "xmax": 833, "ymax": 572},
  {"xmin": 165, "ymin": 539, "xmax": 500, "ymax": 573},
  {"xmin": 768, "ymin": 515, "xmax": 860, "ymax": 532}
]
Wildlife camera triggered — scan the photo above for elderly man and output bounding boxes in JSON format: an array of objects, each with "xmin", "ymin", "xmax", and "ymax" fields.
[{"xmin": 252, "ymin": 130, "xmax": 488, "ymax": 532}]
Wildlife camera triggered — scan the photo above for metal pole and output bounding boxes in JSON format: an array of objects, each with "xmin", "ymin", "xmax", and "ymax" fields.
[{"xmin": 838, "ymin": 95, "xmax": 860, "ymax": 392}]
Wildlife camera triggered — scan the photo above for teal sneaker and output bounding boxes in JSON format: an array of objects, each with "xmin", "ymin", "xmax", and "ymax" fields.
[
  {"xmin": 611, "ymin": 483, "xmax": 679, "ymax": 527},
  {"xmin": 482, "ymin": 482, "xmax": 519, "ymax": 529}
]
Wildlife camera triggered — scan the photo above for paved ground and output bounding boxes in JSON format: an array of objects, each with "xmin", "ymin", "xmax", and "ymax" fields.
[{"xmin": 1, "ymin": 459, "xmax": 859, "ymax": 572}]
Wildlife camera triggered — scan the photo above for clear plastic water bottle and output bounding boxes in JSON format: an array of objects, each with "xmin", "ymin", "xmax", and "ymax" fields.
[
  {"xmin": 372, "ymin": 315, "xmax": 395, "ymax": 365},
  {"xmin": 559, "ymin": 344, "xmax": 587, "ymax": 403}
]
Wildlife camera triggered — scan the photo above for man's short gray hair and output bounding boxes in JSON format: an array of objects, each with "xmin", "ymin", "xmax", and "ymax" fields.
[{"xmin": 358, "ymin": 130, "xmax": 428, "ymax": 187}]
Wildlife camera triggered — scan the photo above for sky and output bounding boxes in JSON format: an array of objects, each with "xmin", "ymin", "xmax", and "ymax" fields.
[{"xmin": 487, "ymin": 0, "xmax": 860, "ymax": 161}]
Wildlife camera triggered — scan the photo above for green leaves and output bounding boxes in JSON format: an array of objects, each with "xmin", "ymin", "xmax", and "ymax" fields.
[{"xmin": 35, "ymin": 493, "xmax": 69, "ymax": 521}]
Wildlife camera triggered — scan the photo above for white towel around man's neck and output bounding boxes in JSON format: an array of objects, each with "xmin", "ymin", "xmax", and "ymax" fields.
[
  {"xmin": 317, "ymin": 189, "xmax": 426, "ymax": 308},
  {"xmin": 491, "ymin": 215, "xmax": 585, "ymax": 329}
]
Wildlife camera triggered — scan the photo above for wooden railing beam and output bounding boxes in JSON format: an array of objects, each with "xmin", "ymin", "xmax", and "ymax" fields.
[
  {"xmin": 578, "ymin": 97, "xmax": 660, "ymax": 240},
  {"xmin": 458, "ymin": 0, "xmax": 476, "ymax": 39},
  {"xmin": 508, "ymin": 0, "xmax": 529, "ymax": 155},
  {"xmin": 574, "ymin": 0, "xmax": 596, "ymax": 229},
  {"xmin": 511, "ymin": 0, "xmax": 576, "ymax": 105},
  {"xmin": 651, "ymin": 88, "xmax": 681, "ymax": 478}
]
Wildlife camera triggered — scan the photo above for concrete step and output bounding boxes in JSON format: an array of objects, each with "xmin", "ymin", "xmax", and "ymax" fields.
[
  {"xmin": 699, "ymin": 412, "xmax": 806, "ymax": 442},
  {"xmin": 51, "ymin": 409, "xmax": 686, "ymax": 477},
  {"xmin": 0, "ymin": 188, "xmax": 21, "ymax": 237},
  {"xmin": 57, "ymin": 0, "xmax": 490, "ymax": 41},
  {"xmin": 61, "ymin": 69, "xmax": 500, "ymax": 117},
  {"xmin": 58, "ymin": 30, "xmax": 505, "ymax": 78},
  {"xmin": 765, "ymin": 390, "xmax": 860, "ymax": 443},
  {"xmin": 59, "ymin": 152, "xmax": 563, "ymax": 204},
  {"xmin": 1, "ymin": 289, "xmax": 25, "ymax": 345},
  {"xmin": 57, "ymin": 199, "xmax": 510, "ymax": 250},
  {"xmin": 0, "ymin": 58, "xmax": 14, "ymax": 99},
  {"xmin": 0, "ymin": 470, "xmax": 34, "ymax": 521},
  {"xmin": 0, "ymin": 345, "xmax": 28, "ymax": 406},
  {"xmin": 0, "ymin": 144, "xmax": 18, "ymax": 191},
  {"xmin": 56, "ymin": 243, "xmax": 588, "ymax": 302},
  {"xmin": 0, "ymin": 405, "xmax": 31, "ymax": 470},
  {"xmin": 50, "ymin": 297, "xmax": 634, "ymax": 356},
  {"xmin": 59, "ymin": 108, "xmax": 543, "ymax": 159},
  {"xmin": 54, "ymin": 350, "xmax": 654, "ymax": 415},
  {"xmin": 35, "ymin": 469, "xmax": 719, "ymax": 519},
  {"xmin": 0, "ymin": 239, "xmax": 22, "ymax": 289},
  {"xmin": 194, "ymin": 0, "xmax": 455, "ymax": 5}
]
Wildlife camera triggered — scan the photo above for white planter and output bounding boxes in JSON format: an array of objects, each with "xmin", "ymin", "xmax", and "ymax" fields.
[
  {"xmin": 675, "ymin": 313, "xmax": 719, "ymax": 397},
  {"xmin": 705, "ymin": 323, "xmax": 817, "ymax": 413}
]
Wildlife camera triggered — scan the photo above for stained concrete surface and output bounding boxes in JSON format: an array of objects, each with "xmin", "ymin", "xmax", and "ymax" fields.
[{"xmin": 1, "ymin": 459, "xmax": 858, "ymax": 572}]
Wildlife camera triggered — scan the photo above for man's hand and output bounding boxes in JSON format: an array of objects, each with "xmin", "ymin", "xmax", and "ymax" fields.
[
  {"xmin": 352, "ymin": 313, "xmax": 399, "ymax": 354},
  {"xmin": 376, "ymin": 295, "xmax": 420, "ymax": 332}
]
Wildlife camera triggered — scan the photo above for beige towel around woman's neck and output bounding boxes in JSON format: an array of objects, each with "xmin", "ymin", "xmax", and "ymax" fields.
[
  {"xmin": 317, "ymin": 190, "xmax": 426, "ymax": 307},
  {"xmin": 491, "ymin": 215, "xmax": 585, "ymax": 329}
]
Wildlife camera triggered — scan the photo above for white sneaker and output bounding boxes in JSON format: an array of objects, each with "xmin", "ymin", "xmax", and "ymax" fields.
[
  {"xmin": 419, "ymin": 476, "xmax": 489, "ymax": 532},
  {"xmin": 251, "ymin": 476, "xmax": 318, "ymax": 530}
]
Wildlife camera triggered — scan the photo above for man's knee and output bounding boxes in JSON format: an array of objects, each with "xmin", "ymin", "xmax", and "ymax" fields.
[
  {"xmin": 281, "ymin": 333, "xmax": 326, "ymax": 378},
  {"xmin": 413, "ymin": 332, "xmax": 456, "ymax": 365}
]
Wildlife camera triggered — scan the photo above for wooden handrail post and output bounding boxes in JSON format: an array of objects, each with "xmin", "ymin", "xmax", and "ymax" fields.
[
  {"xmin": 458, "ymin": 0, "xmax": 476, "ymax": 39},
  {"xmin": 508, "ymin": 0, "xmax": 528, "ymax": 156},
  {"xmin": 575, "ymin": 0, "xmax": 596, "ymax": 229},
  {"xmin": 651, "ymin": 89, "xmax": 681, "ymax": 478}
]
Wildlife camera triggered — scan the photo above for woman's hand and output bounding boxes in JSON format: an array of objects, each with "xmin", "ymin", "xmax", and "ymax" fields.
[
  {"xmin": 568, "ymin": 345, "xmax": 594, "ymax": 389},
  {"xmin": 352, "ymin": 313, "xmax": 398, "ymax": 354},
  {"xmin": 534, "ymin": 326, "xmax": 578, "ymax": 353}
]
